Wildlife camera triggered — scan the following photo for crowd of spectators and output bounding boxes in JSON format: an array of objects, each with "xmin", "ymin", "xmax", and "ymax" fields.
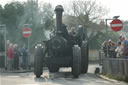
[
  {"xmin": 7, "ymin": 43, "xmax": 29, "ymax": 70},
  {"xmin": 101, "ymin": 35, "xmax": 128, "ymax": 59}
]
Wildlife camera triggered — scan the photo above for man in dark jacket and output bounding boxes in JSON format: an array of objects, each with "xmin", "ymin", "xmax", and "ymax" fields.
[
  {"xmin": 22, "ymin": 45, "xmax": 28, "ymax": 69},
  {"xmin": 14, "ymin": 44, "xmax": 21, "ymax": 70}
]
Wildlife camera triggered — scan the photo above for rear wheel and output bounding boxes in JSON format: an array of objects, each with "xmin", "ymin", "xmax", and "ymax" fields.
[
  {"xmin": 72, "ymin": 45, "xmax": 81, "ymax": 78},
  {"xmin": 34, "ymin": 45, "xmax": 44, "ymax": 78},
  {"xmin": 81, "ymin": 41, "xmax": 89, "ymax": 73},
  {"xmin": 48, "ymin": 65, "xmax": 59, "ymax": 72}
]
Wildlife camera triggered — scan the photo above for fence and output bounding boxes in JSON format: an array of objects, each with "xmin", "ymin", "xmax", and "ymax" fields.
[
  {"xmin": 99, "ymin": 49, "xmax": 128, "ymax": 80},
  {"xmin": 102, "ymin": 58, "xmax": 128, "ymax": 79}
]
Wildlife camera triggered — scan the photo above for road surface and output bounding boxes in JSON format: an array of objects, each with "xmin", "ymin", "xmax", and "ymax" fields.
[{"xmin": 0, "ymin": 64, "xmax": 127, "ymax": 85}]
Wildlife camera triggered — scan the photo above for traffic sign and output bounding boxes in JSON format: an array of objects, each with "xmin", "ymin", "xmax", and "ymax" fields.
[
  {"xmin": 110, "ymin": 19, "xmax": 123, "ymax": 32},
  {"xmin": 23, "ymin": 27, "xmax": 32, "ymax": 38}
]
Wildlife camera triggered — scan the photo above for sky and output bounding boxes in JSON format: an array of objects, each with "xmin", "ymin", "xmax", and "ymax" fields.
[
  {"xmin": 98, "ymin": 0, "xmax": 128, "ymax": 21},
  {"xmin": 0, "ymin": 0, "xmax": 128, "ymax": 21}
]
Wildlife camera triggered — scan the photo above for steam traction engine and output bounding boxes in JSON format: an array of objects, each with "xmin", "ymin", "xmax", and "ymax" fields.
[{"xmin": 34, "ymin": 5, "xmax": 89, "ymax": 78}]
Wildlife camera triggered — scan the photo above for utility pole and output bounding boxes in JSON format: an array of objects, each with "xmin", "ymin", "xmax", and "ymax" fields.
[{"xmin": 23, "ymin": 24, "xmax": 32, "ymax": 69}]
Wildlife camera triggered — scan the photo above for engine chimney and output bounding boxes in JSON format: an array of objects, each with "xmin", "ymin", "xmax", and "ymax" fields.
[{"xmin": 55, "ymin": 5, "xmax": 64, "ymax": 32}]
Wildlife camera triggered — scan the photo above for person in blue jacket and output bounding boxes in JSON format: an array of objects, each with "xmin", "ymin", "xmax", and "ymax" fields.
[{"xmin": 22, "ymin": 45, "xmax": 28, "ymax": 69}]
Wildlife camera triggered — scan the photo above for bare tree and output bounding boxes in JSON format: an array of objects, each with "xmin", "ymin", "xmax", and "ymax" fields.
[{"xmin": 63, "ymin": 0, "xmax": 109, "ymax": 28}]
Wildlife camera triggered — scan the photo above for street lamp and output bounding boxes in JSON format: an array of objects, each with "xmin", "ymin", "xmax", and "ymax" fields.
[
  {"xmin": 113, "ymin": 16, "xmax": 120, "ymax": 19},
  {"xmin": 105, "ymin": 16, "xmax": 120, "ymax": 58}
]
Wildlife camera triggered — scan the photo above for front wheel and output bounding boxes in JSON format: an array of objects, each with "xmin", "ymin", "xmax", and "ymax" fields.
[
  {"xmin": 72, "ymin": 45, "xmax": 81, "ymax": 78},
  {"xmin": 34, "ymin": 45, "xmax": 44, "ymax": 78}
]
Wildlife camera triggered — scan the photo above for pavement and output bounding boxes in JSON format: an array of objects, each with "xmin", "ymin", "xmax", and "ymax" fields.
[
  {"xmin": 0, "ymin": 67, "xmax": 49, "ymax": 73},
  {"xmin": 0, "ymin": 69, "xmax": 33, "ymax": 73}
]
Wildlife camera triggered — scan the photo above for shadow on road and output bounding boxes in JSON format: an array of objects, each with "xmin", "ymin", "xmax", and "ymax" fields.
[{"xmin": 33, "ymin": 70, "xmax": 101, "ymax": 85}]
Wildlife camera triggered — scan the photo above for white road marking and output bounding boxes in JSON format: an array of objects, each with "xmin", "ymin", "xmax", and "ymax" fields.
[
  {"xmin": 7, "ymin": 76, "xmax": 20, "ymax": 78},
  {"xmin": 18, "ymin": 83, "xmax": 61, "ymax": 85},
  {"xmin": 18, "ymin": 84, "xmax": 40, "ymax": 85}
]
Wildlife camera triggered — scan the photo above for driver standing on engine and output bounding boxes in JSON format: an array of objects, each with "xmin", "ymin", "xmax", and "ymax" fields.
[
  {"xmin": 70, "ymin": 27, "xmax": 77, "ymax": 36},
  {"xmin": 70, "ymin": 27, "xmax": 78, "ymax": 45}
]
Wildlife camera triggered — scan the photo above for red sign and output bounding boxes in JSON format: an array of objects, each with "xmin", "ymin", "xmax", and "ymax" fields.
[
  {"xmin": 110, "ymin": 19, "xmax": 123, "ymax": 32},
  {"xmin": 23, "ymin": 27, "xmax": 32, "ymax": 38}
]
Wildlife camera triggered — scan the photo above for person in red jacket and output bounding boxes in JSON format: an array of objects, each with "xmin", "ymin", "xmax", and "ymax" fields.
[{"xmin": 8, "ymin": 43, "xmax": 14, "ymax": 70}]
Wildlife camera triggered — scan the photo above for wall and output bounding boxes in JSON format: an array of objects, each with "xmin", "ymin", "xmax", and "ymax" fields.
[{"xmin": 89, "ymin": 49, "xmax": 99, "ymax": 61}]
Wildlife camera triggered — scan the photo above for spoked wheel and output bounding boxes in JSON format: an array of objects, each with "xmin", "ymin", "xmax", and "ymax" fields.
[
  {"xmin": 81, "ymin": 41, "xmax": 89, "ymax": 73},
  {"xmin": 34, "ymin": 45, "xmax": 44, "ymax": 78},
  {"xmin": 72, "ymin": 45, "xmax": 81, "ymax": 78}
]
